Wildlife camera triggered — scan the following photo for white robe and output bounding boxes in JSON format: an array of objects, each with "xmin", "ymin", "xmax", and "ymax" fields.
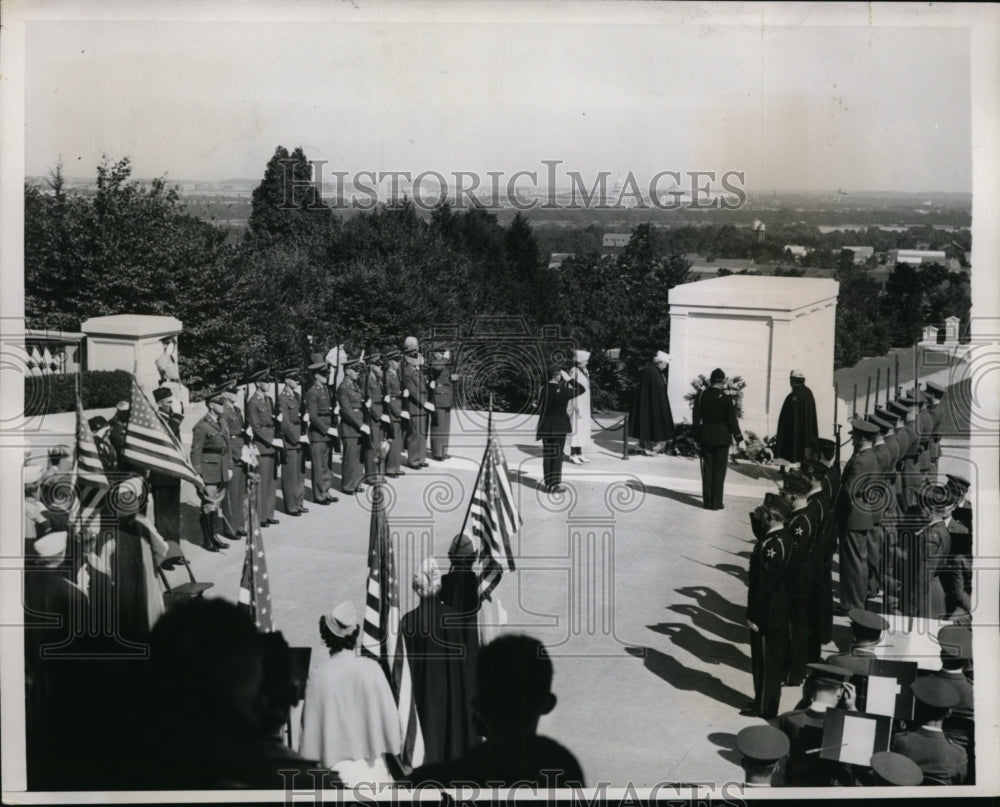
[{"xmin": 568, "ymin": 366, "xmax": 592, "ymax": 450}]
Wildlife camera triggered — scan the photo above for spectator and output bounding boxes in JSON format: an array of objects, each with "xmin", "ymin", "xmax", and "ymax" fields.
[{"xmin": 407, "ymin": 634, "xmax": 584, "ymax": 788}]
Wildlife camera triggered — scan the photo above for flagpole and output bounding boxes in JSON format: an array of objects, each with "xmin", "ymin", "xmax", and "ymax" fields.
[{"xmin": 456, "ymin": 401, "xmax": 493, "ymax": 542}]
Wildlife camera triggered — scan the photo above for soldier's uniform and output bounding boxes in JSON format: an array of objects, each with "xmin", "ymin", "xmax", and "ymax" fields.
[
  {"xmin": 384, "ymin": 351, "xmax": 406, "ymax": 477},
  {"xmin": 868, "ymin": 413, "xmax": 896, "ymax": 600},
  {"xmin": 337, "ymin": 360, "xmax": 368, "ymax": 494},
  {"xmin": 305, "ymin": 363, "xmax": 338, "ymax": 504},
  {"xmin": 190, "ymin": 389, "xmax": 232, "ymax": 551},
  {"xmin": 837, "ymin": 419, "xmax": 880, "ymax": 612},
  {"xmin": 926, "ymin": 381, "xmax": 947, "ymax": 476},
  {"xmin": 801, "ymin": 456, "xmax": 833, "ymax": 662},
  {"xmin": 896, "ymin": 396, "xmax": 922, "ymax": 509},
  {"xmin": 892, "ymin": 678, "xmax": 968, "ymax": 785},
  {"xmin": 946, "ymin": 474, "xmax": 973, "ymax": 598},
  {"xmin": 915, "ymin": 391, "xmax": 935, "ymax": 488},
  {"xmin": 246, "ymin": 374, "xmax": 279, "ymax": 526},
  {"xmin": 781, "ymin": 472, "xmax": 819, "ymax": 685},
  {"xmin": 402, "ymin": 341, "xmax": 430, "ymax": 469},
  {"xmin": 826, "ymin": 608, "xmax": 886, "ymax": 677},
  {"xmin": 427, "ymin": 348, "xmax": 457, "ymax": 461},
  {"xmin": 221, "ymin": 387, "xmax": 249, "ymax": 538},
  {"xmin": 926, "ymin": 505, "xmax": 969, "ymax": 619},
  {"xmin": 149, "ymin": 388, "xmax": 183, "ymax": 544},
  {"xmin": 279, "ymin": 370, "xmax": 307, "ymax": 516},
  {"xmin": 747, "ymin": 493, "xmax": 792, "ymax": 719},
  {"xmin": 362, "ymin": 357, "xmax": 391, "ymax": 480}
]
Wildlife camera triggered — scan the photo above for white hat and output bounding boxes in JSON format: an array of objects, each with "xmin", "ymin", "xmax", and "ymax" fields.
[
  {"xmin": 790, "ymin": 369, "xmax": 805, "ymax": 379},
  {"xmin": 412, "ymin": 557, "xmax": 442, "ymax": 598},
  {"xmin": 24, "ymin": 464, "xmax": 44, "ymax": 487},
  {"xmin": 654, "ymin": 350, "xmax": 671, "ymax": 364},
  {"xmin": 403, "ymin": 336, "xmax": 419, "ymax": 353},
  {"xmin": 33, "ymin": 530, "xmax": 68, "ymax": 566},
  {"xmin": 323, "ymin": 601, "xmax": 358, "ymax": 637},
  {"xmin": 574, "ymin": 349, "xmax": 591, "ymax": 364}
]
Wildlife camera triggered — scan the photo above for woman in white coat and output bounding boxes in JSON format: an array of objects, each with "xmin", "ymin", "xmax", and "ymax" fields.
[{"xmin": 567, "ymin": 349, "xmax": 593, "ymax": 463}]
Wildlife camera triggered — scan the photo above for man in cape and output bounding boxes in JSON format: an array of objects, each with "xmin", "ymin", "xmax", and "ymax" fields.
[
  {"xmin": 628, "ymin": 350, "xmax": 675, "ymax": 456},
  {"xmin": 774, "ymin": 369, "xmax": 818, "ymax": 469}
]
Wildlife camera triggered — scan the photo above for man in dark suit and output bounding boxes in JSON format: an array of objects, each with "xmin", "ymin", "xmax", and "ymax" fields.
[
  {"xmin": 148, "ymin": 387, "xmax": 183, "ymax": 544},
  {"xmin": 278, "ymin": 369, "xmax": 307, "ymax": 517},
  {"xmin": 691, "ymin": 368, "xmax": 745, "ymax": 510},
  {"xmin": 892, "ymin": 678, "xmax": 967, "ymax": 785},
  {"xmin": 190, "ymin": 387, "xmax": 232, "ymax": 553},
  {"xmin": 837, "ymin": 418, "xmax": 880, "ymax": 613},
  {"xmin": 535, "ymin": 362, "xmax": 584, "ymax": 493},
  {"xmin": 305, "ymin": 362, "xmax": 339, "ymax": 505},
  {"xmin": 427, "ymin": 345, "xmax": 458, "ymax": 461}
]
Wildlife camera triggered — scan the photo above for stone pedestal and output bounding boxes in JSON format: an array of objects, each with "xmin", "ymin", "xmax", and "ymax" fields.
[
  {"xmin": 667, "ymin": 277, "xmax": 839, "ymax": 441},
  {"xmin": 81, "ymin": 314, "xmax": 187, "ymax": 405},
  {"xmin": 944, "ymin": 316, "xmax": 960, "ymax": 344}
]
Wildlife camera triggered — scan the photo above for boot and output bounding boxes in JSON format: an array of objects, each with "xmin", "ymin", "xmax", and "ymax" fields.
[
  {"xmin": 210, "ymin": 511, "xmax": 229, "ymax": 549},
  {"xmin": 199, "ymin": 513, "xmax": 219, "ymax": 552}
]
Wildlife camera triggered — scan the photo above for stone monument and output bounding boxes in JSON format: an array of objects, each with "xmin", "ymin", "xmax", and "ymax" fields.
[
  {"xmin": 81, "ymin": 314, "xmax": 188, "ymax": 407},
  {"xmin": 667, "ymin": 276, "xmax": 839, "ymax": 441}
]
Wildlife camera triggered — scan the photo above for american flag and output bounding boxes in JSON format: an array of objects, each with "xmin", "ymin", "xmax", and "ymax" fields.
[
  {"xmin": 122, "ymin": 378, "xmax": 203, "ymax": 487},
  {"xmin": 462, "ymin": 424, "xmax": 521, "ymax": 600},
  {"xmin": 238, "ymin": 475, "xmax": 273, "ymax": 631},
  {"xmin": 361, "ymin": 481, "xmax": 424, "ymax": 768},
  {"xmin": 72, "ymin": 394, "xmax": 109, "ymax": 541}
]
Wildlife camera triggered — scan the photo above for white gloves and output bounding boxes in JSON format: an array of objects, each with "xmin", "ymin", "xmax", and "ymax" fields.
[
  {"xmin": 327, "ymin": 427, "xmax": 337, "ymax": 437},
  {"xmin": 429, "ymin": 380, "xmax": 436, "ymax": 390},
  {"xmin": 424, "ymin": 401, "xmax": 436, "ymax": 412},
  {"xmin": 360, "ymin": 424, "xmax": 372, "ymax": 436}
]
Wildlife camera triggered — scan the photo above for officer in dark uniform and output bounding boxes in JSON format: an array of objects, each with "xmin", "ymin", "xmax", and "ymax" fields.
[
  {"xmin": 914, "ymin": 389, "xmax": 935, "ymax": 488},
  {"xmin": 402, "ymin": 336, "xmax": 431, "ymax": 470},
  {"xmin": 221, "ymin": 382, "xmax": 249, "ymax": 540},
  {"xmin": 867, "ymin": 411, "xmax": 895, "ymax": 600},
  {"xmin": 925, "ymin": 495, "xmax": 968, "ymax": 619},
  {"xmin": 895, "ymin": 395, "xmax": 921, "ymax": 509},
  {"xmin": 362, "ymin": 352, "xmax": 391, "ymax": 482},
  {"xmin": 691, "ymin": 368, "xmax": 746, "ymax": 510},
  {"xmin": 800, "ymin": 455, "xmax": 833, "ymax": 663},
  {"xmin": 246, "ymin": 370, "xmax": 279, "ymax": 528},
  {"xmin": 305, "ymin": 362, "xmax": 339, "ymax": 505},
  {"xmin": 384, "ymin": 349, "xmax": 406, "ymax": 478},
  {"xmin": 892, "ymin": 678, "xmax": 968, "ymax": 785},
  {"xmin": 190, "ymin": 387, "xmax": 232, "ymax": 552},
  {"xmin": 837, "ymin": 418, "xmax": 880, "ymax": 613},
  {"xmin": 928, "ymin": 624, "xmax": 974, "ymax": 781},
  {"xmin": 87, "ymin": 416, "xmax": 118, "ymax": 471},
  {"xmin": 108, "ymin": 400, "xmax": 131, "ymax": 466},
  {"xmin": 945, "ymin": 473, "xmax": 972, "ymax": 598},
  {"xmin": 427, "ymin": 344, "xmax": 458, "ymax": 461},
  {"xmin": 779, "ymin": 662, "xmax": 857, "ymax": 787},
  {"xmin": 826, "ymin": 608, "xmax": 887, "ymax": 676},
  {"xmin": 278, "ymin": 368, "xmax": 308, "ymax": 517},
  {"xmin": 337, "ymin": 357, "xmax": 369, "ymax": 495},
  {"xmin": 865, "ymin": 752, "xmax": 924, "ymax": 787},
  {"xmin": 735, "ymin": 725, "xmax": 789, "ymax": 788},
  {"xmin": 781, "ymin": 470, "xmax": 818, "ymax": 686},
  {"xmin": 148, "ymin": 387, "xmax": 183, "ymax": 544},
  {"xmin": 809, "ymin": 437, "xmax": 841, "ymax": 644},
  {"xmin": 745, "ymin": 492, "xmax": 792, "ymax": 719},
  {"xmin": 925, "ymin": 381, "xmax": 947, "ymax": 476}
]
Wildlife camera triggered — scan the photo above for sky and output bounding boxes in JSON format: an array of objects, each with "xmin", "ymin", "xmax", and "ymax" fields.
[{"xmin": 22, "ymin": 2, "xmax": 975, "ymax": 193}]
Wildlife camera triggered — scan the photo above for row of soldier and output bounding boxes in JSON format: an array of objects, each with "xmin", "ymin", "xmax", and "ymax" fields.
[{"xmin": 85, "ymin": 337, "xmax": 459, "ymax": 553}]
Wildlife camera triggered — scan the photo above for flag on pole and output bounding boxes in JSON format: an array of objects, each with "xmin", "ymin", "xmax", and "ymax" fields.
[
  {"xmin": 461, "ymin": 423, "xmax": 521, "ymax": 600},
  {"xmin": 122, "ymin": 377, "xmax": 203, "ymax": 487},
  {"xmin": 72, "ymin": 394, "xmax": 109, "ymax": 541},
  {"xmin": 238, "ymin": 475, "xmax": 273, "ymax": 631},
  {"xmin": 361, "ymin": 481, "xmax": 424, "ymax": 768}
]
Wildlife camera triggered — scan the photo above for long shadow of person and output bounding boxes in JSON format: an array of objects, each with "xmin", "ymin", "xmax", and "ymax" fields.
[
  {"xmin": 667, "ymin": 603, "xmax": 749, "ymax": 646},
  {"xmin": 625, "ymin": 645, "xmax": 748, "ymax": 711},
  {"xmin": 647, "ymin": 623, "xmax": 751, "ymax": 673},
  {"xmin": 634, "ymin": 484, "xmax": 704, "ymax": 509},
  {"xmin": 675, "ymin": 585, "xmax": 748, "ymax": 626},
  {"xmin": 707, "ymin": 731, "xmax": 744, "ymax": 767}
]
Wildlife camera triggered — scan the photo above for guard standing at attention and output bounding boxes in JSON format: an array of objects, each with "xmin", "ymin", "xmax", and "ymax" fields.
[
  {"xmin": 427, "ymin": 344, "xmax": 458, "ymax": 461},
  {"xmin": 836, "ymin": 418, "xmax": 880, "ymax": 614},
  {"xmin": 279, "ymin": 368, "xmax": 308, "ymax": 517},
  {"xmin": 190, "ymin": 387, "xmax": 232, "ymax": 553},
  {"xmin": 402, "ymin": 336, "xmax": 431, "ymax": 470},
  {"xmin": 305, "ymin": 361, "xmax": 339, "ymax": 505},
  {"xmin": 220, "ymin": 382, "xmax": 249, "ymax": 540},
  {"xmin": 384, "ymin": 349, "xmax": 406, "ymax": 478},
  {"xmin": 246, "ymin": 370, "xmax": 279, "ymax": 528},
  {"xmin": 691, "ymin": 368, "xmax": 746, "ymax": 510},
  {"xmin": 337, "ymin": 357, "xmax": 370, "ymax": 495}
]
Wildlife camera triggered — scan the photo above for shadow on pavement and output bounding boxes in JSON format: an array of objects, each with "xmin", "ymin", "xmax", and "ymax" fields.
[
  {"xmin": 667, "ymin": 603, "xmax": 749, "ymax": 646},
  {"xmin": 625, "ymin": 645, "xmax": 748, "ymax": 711},
  {"xmin": 648, "ymin": 622, "xmax": 751, "ymax": 673},
  {"xmin": 675, "ymin": 585, "xmax": 748, "ymax": 626},
  {"xmin": 707, "ymin": 731, "xmax": 743, "ymax": 767},
  {"xmin": 636, "ymin": 484, "xmax": 704, "ymax": 509}
]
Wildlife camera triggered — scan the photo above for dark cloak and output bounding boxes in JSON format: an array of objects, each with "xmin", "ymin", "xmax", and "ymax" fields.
[
  {"xmin": 628, "ymin": 363, "xmax": 675, "ymax": 442},
  {"xmin": 775, "ymin": 384, "xmax": 818, "ymax": 463}
]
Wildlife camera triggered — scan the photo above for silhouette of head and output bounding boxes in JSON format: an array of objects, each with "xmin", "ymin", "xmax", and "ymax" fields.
[{"xmin": 473, "ymin": 634, "xmax": 556, "ymax": 737}]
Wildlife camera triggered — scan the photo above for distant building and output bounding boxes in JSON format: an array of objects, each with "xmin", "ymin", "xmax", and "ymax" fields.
[
  {"xmin": 547, "ymin": 253, "xmax": 574, "ymax": 269},
  {"xmin": 602, "ymin": 233, "xmax": 631, "ymax": 250},
  {"xmin": 889, "ymin": 249, "xmax": 948, "ymax": 265},
  {"xmin": 784, "ymin": 245, "xmax": 808, "ymax": 258},
  {"xmin": 842, "ymin": 246, "xmax": 874, "ymax": 264}
]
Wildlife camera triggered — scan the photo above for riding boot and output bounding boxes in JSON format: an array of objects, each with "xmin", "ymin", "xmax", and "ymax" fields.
[
  {"xmin": 211, "ymin": 511, "xmax": 229, "ymax": 549},
  {"xmin": 199, "ymin": 513, "xmax": 219, "ymax": 552}
]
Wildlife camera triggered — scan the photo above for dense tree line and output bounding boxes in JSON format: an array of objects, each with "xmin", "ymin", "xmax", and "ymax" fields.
[{"xmin": 26, "ymin": 148, "xmax": 970, "ymax": 408}]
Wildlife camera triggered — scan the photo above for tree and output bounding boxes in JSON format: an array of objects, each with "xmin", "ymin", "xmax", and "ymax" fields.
[{"xmin": 247, "ymin": 145, "xmax": 328, "ymax": 243}]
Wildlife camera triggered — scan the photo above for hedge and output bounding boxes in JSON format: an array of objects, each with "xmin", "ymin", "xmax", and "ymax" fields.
[{"xmin": 25, "ymin": 370, "xmax": 134, "ymax": 416}]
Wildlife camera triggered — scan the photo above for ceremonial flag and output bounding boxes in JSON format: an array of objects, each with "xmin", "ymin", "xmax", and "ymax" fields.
[
  {"xmin": 122, "ymin": 378, "xmax": 203, "ymax": 487},
  {"xmin": 72, "ymin": 394, "xmax": 109, "ymax": 540},
  {"xmin": 461, "ymin": 422, "xmax": 521, "ymax": 600},
  {"xmin": 238, "ymin": 475, "xmax": 273, "ymax": 631},
  {"xmin": 361, "ymin": 481, "xmax": 424, "ymax": 768}
]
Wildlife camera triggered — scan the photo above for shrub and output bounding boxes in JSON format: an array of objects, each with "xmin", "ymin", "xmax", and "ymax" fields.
[
  {"xmin": 25, "ymin": 370, "xmax": 134, "ymax": 415},
  {"xmin": 683, "ymin": 373, "xmax": 747, "ymax": 419}
]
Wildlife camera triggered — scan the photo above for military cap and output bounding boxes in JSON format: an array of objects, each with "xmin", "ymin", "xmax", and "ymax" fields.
[
  {"xmin": 848, "ymin": 608, "xmax": 888, "ymax": 632},
  {"xmin": 870, "ymin": 751, "xmax": 923, "ymax": 786},
  {"xmin": 735, "ymin": 725, "xmax": 789, "ymax": 763},
  {"xmin": 789, "ymin": 368, "xmax": 805, "ymax": 379},
  {"xmin": 366, "ymin": 350, "xmax": 382, "ymax": 364},
  {"xmin": 801, "ymin": 458, "xmax": 826, "ymax": 480},
  {"xmin": 946, "ymin": 473, "xmax": 971, "ymax": 493},
  {"xmin": 850, "ymin": 417, "xmax": 879, "ymax": 437},
  {"xmin": 709, "ymin": 367, "xmax": 726, "ymax": 383},
  {"xmin": 448, "ymin": 532, "xmax": 475, "ymax": 561},
  {"xmin": 385, "ymin": 349, "xmax": 402, "ymax": 361},
  {"xmin": 783, "ymin": 471, "xmax": 813, "ymax": 496},
  {"xmin": 309, "ymin": 361, "xmax": 329, "ymax": 374},
  {"xmin": 897, "ymin": 394, "xmax": 917, "ymax": 407},
  {"xmin": 280, "ymin": 367, "xmax": 300, "ymax": 381},
  {"xmin": 247, "ymin": 368, "xmax": 270, "ymax": 384},
  {"xmin": 925, "ymin": 381, "xmax": 946, "ymax": 398},
  {"xmin": 813, "ymin": 438, "xmax": 836, "ymax": 460},
  {"xmin": 886, "ymin": 400, "xmax": 909, "ymax": 418},
  {"xmin": 874, "ymin": 407, "xmax": 898, "ymax": 426},
  {"xmin": 222, "ymin": 378, "xmax": 238, "ymax": 392},
  {"xmin": 749, "ymin": 506, "xmax": 770, "ymax": 541},
  {"xmin": 762, "ymin": 491, "xmax": 792, "ymax": 520},
  {"xmin": 309, "ymin": 351, "xmax": 326, "ymax": 365},
  {"xmin": 88, "ymin": 415, "xmax": 109, "ymax": 432},
  {"xmin": 152, "ymin": 387, "xmax": 173, "ymax": 403},
  {"xmin": 546, "ymin": 361, "xmax": 565, "ymax": 377},
  {"xmin": 115, "ymin": 400, "xmax": 131, "ymax": 412},
  {"xmin": 937, "ymin": 625, "xmax": 972, "ymax": 661},
  {"xmin": 911, "ymin": 677, "xmax": 959, "ymax": 709},
  {"xmin": 867, "ymin": 413, "xmax": 893, "ymax": 433},
  {"xmin": 806, "ymin": 662, "xmax": 853, "ymax": 683},
  {"xmin": 204, "ymin": 386, "xmax": 228, "ymax": 403}
]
